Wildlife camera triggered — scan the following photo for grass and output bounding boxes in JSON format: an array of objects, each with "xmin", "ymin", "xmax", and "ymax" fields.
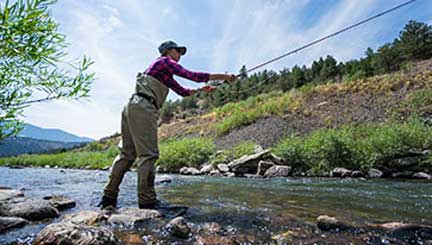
[
  {"xmin": 214, "ymin": 91, "xmax": 293, "ymax": 135},
  {"xmin": 272, "ymin": 119, "xmax": 432, "ymax": 173}
]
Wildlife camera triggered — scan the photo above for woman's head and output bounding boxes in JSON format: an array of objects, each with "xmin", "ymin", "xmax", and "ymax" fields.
[
  {"xmin": 164, "ymin": 48, "xmax": 182, "ymax": 61},
  {"xmin": 158, "ymin": 41, "xmax": 186, "ymax": 62}
]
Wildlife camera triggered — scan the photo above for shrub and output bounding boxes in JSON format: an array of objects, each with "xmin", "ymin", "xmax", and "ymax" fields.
[
  {"xmin": 156, "ymin": 137, "xmax": 216, "ymax": 172},
  {"xmin": 273, "ymin": 119, "xmax": 432, "ymax": 172}
]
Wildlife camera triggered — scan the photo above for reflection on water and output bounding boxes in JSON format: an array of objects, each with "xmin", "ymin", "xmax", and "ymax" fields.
[{"xmin": 0, "ymin": 167, "xmax": 431, "ymax": 243}]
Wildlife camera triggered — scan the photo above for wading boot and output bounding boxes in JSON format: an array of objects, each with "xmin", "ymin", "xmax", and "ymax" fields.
[{"xmin": 98, "ymin": 196, "xmax": 117, "ymax": 209}]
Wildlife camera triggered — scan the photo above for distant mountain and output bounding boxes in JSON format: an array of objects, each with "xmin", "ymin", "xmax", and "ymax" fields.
[
  {"xmin": 0, "ymin": 124, "xmax": 93, "ymax": 157},
  {"xmin": 18, "ymin": 124, "xmax": 93, "ymax": 143},
  {"xmin": 0, "ymin": 137, "xmax": 85, "ymax": 157}
]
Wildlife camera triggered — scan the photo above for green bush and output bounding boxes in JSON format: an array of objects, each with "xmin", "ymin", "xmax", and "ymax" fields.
[
  {"xmin": 156, "ymin": 137, "xmax": 216, "ymax": 172},
  {"xmin": 273, "ymin": 119, "xmax": 432, "ymax": 172}
]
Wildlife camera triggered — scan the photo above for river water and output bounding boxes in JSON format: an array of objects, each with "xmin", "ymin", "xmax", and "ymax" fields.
[{"xmin": 0, "ymin": 167, "xmax": 431, "ymax": 244}]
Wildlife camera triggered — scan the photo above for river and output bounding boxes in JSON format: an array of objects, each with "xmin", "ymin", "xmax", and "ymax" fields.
[{"xmin": 0, "ymin": 167, "xmax": 431, "ymax": 244}]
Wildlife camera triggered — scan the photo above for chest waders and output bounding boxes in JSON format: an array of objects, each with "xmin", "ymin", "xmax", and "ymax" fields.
[{"xmin": 103, "ymin": 73, "xmax": 169, "ymax": 206}]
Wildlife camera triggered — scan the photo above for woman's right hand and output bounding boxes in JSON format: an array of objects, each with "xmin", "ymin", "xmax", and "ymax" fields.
[
  {"xmin": 224, "ymin": 74, "xmax": 237, "ymax": 83},
  {"xmin": 209, "ymin": 73, "xmax": 237, "ymax": 83}
]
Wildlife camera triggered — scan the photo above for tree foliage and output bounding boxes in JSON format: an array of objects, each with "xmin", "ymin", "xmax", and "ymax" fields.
[{"xmin": 0, "ymin": 0, "xmax": 94, "ymax": 139}]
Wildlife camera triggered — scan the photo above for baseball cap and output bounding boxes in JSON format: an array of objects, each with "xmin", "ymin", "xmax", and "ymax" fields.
[{"xmin": 158, "ymin": 41, "xmax": 187, "ymax": 55}]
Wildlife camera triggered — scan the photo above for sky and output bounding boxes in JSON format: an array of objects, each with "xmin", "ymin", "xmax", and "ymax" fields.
[{"xmin": 22, "ymin": 0, "xmax": 432, "ymax": 140}]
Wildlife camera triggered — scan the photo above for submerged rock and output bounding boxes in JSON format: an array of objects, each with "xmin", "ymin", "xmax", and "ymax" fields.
[
  {"xmin": 316, "ymin": 215, "xmax": 351, "ymax": 231},
  {"xmin": 43, "ymin": 195, "xmax": 76, "ymax": 211},
  {"xmin": 331, "ymin": 168, "xmax": 352, "ymax": 178},
  {"xmin": 367, "ymin": 168, "xmax": 383, "ymax": 178},
  {"xmin": 108, "ymin": 208, "xmax": 162, "ymax": 227},
  {"xmin": 155, "ymin": 176, "xmax": 173, "ymax": 184},
  {"xmin": 179, "ymin": 167, "xmax": 200, "ymax": 175},
  {"xmin": 62, "ymin": 210, "xmax": 107, "ymax": 225},
  {"xmin": 34, "ymin": 221, "xmax": 118, "ymax": 245},
  {"xmin": 0, "ymin": 216, "xmax": 27, "ymax": 233},
  {"xmin": 0, "ymin": 188, "xmax": 24, "ymax": 202},
  {"xmin": 165, "ymin": 216, "xmax": 191, "ymax": 239},
  {"xmin": 264, "ymin": 165, "xmax": 291, "ymax": 177},
  {"xmin": 0, "ymin": 197, "xmax": 59, "ymax": 221}
]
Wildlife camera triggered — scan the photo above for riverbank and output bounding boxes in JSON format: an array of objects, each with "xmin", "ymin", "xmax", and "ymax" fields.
[{"xmin": 1, "ymin": 120, "xmax": 431, "ymax": 180}]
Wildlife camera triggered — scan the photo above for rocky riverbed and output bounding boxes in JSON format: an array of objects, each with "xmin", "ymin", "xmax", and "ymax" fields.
[{"xmin": 0, "ymin": 166, "xmax": 431, "ymax": 244}]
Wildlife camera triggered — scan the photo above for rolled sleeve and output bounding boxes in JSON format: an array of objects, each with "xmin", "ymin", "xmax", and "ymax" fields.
[
  {"xmin": 166, "ymin": 77, "xmax": 192, "ymax": 97},
  {"xmin": 164, "ymin": 58, "xmax": 210, "ymax": 83}
]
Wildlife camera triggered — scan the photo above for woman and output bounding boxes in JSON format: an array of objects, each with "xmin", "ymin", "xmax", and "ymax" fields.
[{"xmin": 99, "ymin": 41, "xmax": 236, "ymax": 209}]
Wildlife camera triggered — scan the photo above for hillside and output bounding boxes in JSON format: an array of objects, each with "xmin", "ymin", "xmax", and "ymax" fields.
[{"xmin": 157, "ymin": 59, "xmax": 432, "ymax": 148}]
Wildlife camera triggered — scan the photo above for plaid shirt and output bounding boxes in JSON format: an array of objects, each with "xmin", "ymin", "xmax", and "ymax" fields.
[{"xmin": 144, "ymin": 56, "xmax": 210, "ymax": 96}]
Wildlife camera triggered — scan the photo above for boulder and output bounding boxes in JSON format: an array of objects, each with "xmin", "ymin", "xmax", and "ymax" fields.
[
  {"xmin": 217, "ymin": 164, "xmax": 230, "ymax": 173},
  {"xmin": 264, "ymin": 165, "xmax": 291, "ymax": 178},
  {"xmin": 43, "ymin": 195, "xmax": 76, "ymax": 211},
  {"xmin": 209, "ymin": 170, "xmax": 222, "ymax": 177},
  {"xmin": 179, "ymin": 167, "xmax": 201, "ymax": 176},
  {"xmin": 391, "ymin": 171, "xmax": 414, "ymax": 179},
  {"xmin": 0, "ymin": 216, "xmax": 27, "ymax": 233},
  {"xmin": 367, "ymin": 168, "xmax": 383, "ymax": 178},
  {"xmin": 331, "ymin": 168, "xmax": 352, "ymax": 178},
  {"xmin": 228, "ymin": 150, "xmax": 271, "ymax": 175},
  {"xmin": 62, "ymin": 210, "xmax": 106, "ymax": 225},
  {"xmin": 0, "ymin": 197, "xmax": 59, "ymax": 221},
  {"xmin": 200, "ymin": 164, "xmax": 214, "ymax": 175},
  {"xmin": 316, "ymin": 215, "xmax": 352, "ymax": 231},
  {"xmin": 351, "ymin": 170, "xmax": 364, "ymax": 178},
  {"xmin": 256, "ymin": 160, "xmax": 275, "ymax": 176},
  {"xmin": 223, "ymin": 172, "xmax": 236, "ymax": 177},
  {"xmin": 412, "ymin": 172, "xmax": 431, "ymax": 180},
  {"xmin": 108, "ymin": 208, "xmax": 162, "ymax": 227},
  {"xmin": 0, "ymin": 188, "xmax": 24, "ymax": 202},
  {"xmin": 165, "ymin": 216, "xmax": 191, "ymax": 239},
  {"xmin": 33, "ymin": 222, "xmax": 118, "ymax": 245}
]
